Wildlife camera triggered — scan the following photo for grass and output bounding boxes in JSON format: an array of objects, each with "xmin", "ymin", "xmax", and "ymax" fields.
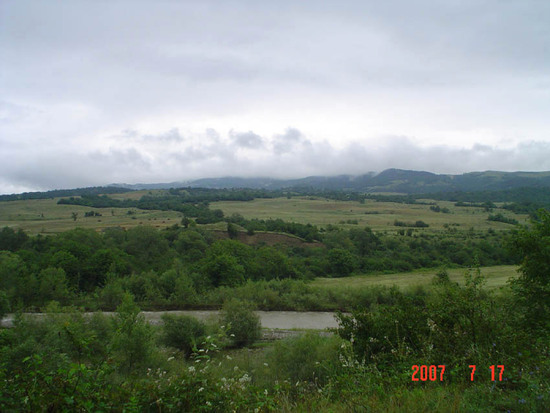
[
  {"xmin": 0, "ymin": 193, "xmax": 528, "ymax": 236},
  {"xmin": 0, "ymin": 197, "xmax": 181, "ymax": 234},
  {"xmin": 211, "ymin": 197, "xmax": 528, "ymax": 232},
  {"xmin": 312, "ymin": 265, "xmax": 519, "ymax": 290}
]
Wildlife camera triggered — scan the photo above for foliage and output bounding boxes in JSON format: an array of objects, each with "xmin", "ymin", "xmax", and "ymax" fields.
[
  {"xmin": 0, "ymin": 226, "xmax": 28, "ymax": 252},
  {"xmin": 509, "ymin": 209, "xmax": 550, "ymax": 333},
  {"xmin": 159, "ymin": 314, "xmax": 207, "ymax": 356},
  {"xmin": 268, "ymin": 333, "xmax": 343, "ymax": 385},
  {"xmin": 202, "ymin": 253, "xmax": 246, "ymax": 288},
  {"xmin": 394, "ymin": 219, "xmax": 429, "ymax": 228},
  {"xmin": 488, "ymin": 213, "xmax": 519, "ymax": 225},
  {"xmin": 221, "ymin": 299, "xmax": 261, "ymax": 347},
  {"xmin": 1, "ymin": 200, "xmax": 548, "ymax": 411},
  {"xmin": 327, "ymin": 248, "xmax": 356, "ymax": 277},
  {"xmin": 110, "ymin": 294, "xmax": 155, "ymax": 372},
  {"xmin": 37, "ymin": 267, "xmax": 71, "ymax": 305},
  {"xmin": 0, "ymin": 290, "xmax": 8, "ymax": 319},
  {"xmin": 227, "ymin": 222, "xmax": 239, "ymax": 239}
]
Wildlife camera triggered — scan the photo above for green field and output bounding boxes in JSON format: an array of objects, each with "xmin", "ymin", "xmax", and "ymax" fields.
[
  {"xmin": 0, "ymin": 197, "xmax": 181, "ymax": 234},
  {"xmin": 312, "ymin": 265, "xmax": 518, "ymax": 290},
  {"xmin": 0, "ymin": 191, "xmax": 528, "ymax": 235},
  {"xmin": 211, "ymin": 197, "xmax": 527, "ymax": 232}
]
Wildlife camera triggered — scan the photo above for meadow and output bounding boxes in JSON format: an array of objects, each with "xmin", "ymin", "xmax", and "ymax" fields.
[
  {"xmin": 0, "ymin": 197, "xmax": 181, "ymax": 234},
  {"xmin": 211, "ymin": 196, "xmax": 527, "ymax": 232},
  {"xmin": 0, "ymin": 190, "xmax": 528, "ymax": 236},
  {"xmin": 313, "ymin": 265, "xmax": 518, "ymax": 290}
]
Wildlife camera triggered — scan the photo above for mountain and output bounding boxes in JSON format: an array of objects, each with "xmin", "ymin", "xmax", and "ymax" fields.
[
  {"xmin": 4, "ymin": 169, "xmax": 550, "ymax": 200},
  {"xmin": 109, "ymin": 169, "xmax": 550, "ymax": 194},
  {"xmin": 187, "ymin": 170, "xmax": 550, "ymax": 193}
]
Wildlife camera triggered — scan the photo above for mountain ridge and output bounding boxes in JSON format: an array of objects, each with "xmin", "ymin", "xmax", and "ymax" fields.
[{"xmin": 110, "ymin": 169, "xmax": 550, "ymax": 194}]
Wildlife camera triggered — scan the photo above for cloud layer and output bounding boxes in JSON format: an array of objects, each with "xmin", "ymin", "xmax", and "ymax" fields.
[
  {"xmin": 1, "ymin": 1, "xmax": 550, "ymax": 193},
  {"xmin": 2, "ymin": 127, "xmax": 550, "ymax": 193}
]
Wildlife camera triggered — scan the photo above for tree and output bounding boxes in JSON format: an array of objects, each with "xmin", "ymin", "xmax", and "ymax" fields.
[
  {"xmin": 202, "ymin": 253, "xmax": 245, "ymax": 287},
  {"xmin": 0, "ymin": 226, "xmax": 28, "ymax": 251},
  {"xmin": 71, "ymin": 212, "xmax": 78, "ymax": 221},
  {"xmin": 38, "ymin": 267, "xmax": 71, "ymax": 305},
  {"xmin": 111, "ymin": 293, "xmax": 154, "ymax": 372},
  {"xmin": 0, "ymin": 290, "xmax": 9, "ymax": 320},
  {"xmin": 254, "ymin": 246, "xmax": 298, "ymax": 280},
  {"xmin": 327, "ymin": 248, "xmax": 355, "ymax": 277},
  {"xmin": 510, "ymin": 209, "xmax": 550, "ymax": 333},
  {"xmin": 227, "ymin": 222, "xmax": 239, "ymax": 239},
  {"xmin": 181, "ymin": 216, "xmax": 191, "ymax": 228},
  {"xmin": 124, "ymin": 226, "xmax": 171, "ymax": 271}
]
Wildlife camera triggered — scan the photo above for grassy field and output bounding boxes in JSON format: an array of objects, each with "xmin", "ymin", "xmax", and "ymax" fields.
[
  {"xmin": 0, "ymin": 197, "xmax": 181, "ymax": 234},
  {"xmin": 211, "ymin": 197, "xmax": 528, "ymax": 232},
  {"xmin": 312, "ymin": 265, "xmax": 519, "ymax": 290},
  {"xmin": 0, "ymin": 192, "xmax": 528, "ymax": 235}
]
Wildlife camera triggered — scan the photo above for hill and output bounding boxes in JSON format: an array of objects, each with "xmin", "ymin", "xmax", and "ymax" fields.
[
  {"xmin": 3, "ymin": 169, "xmax": 550, "ymax": 199},
  {"xmin": 177, "ymin": 169, "xmax": 550, "ymax": 194}
]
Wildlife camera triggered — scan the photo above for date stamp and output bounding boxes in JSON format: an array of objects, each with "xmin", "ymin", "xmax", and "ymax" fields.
[{"xmin": 412, "ymin": 365, "xmax": 505, "ymax": 382}]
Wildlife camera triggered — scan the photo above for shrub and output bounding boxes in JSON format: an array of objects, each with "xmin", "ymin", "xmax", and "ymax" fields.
[
  {"xmin": 267, "ymin": 332, "xmax": 343, "ymax": 384},
  {"xmin": 221, "ymin": 299, "xmax": 261, "ymax": 347},
  {"xmin": 433, "ymin": 268, "xmax": 450, "ymax": 284},
  {"xmin": 159, "ymin": 314, "xmax": 206, "ymax": 356},
  {"xmin": 110, "ymin": 293, "xmax": 154, "ymax": 372},
  {"xmin": 488, "ymin": 213, "xmax": 519, "ymax": 225}
]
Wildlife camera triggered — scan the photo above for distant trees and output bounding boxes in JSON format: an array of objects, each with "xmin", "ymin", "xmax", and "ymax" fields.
[
  {"xmin": 430, "ymin": 205, "xmax": 450, "ymax": 213},
  {"xmin": 488, "ymin": 213, "xmax": 518, "ymax": 225},
  {"xmin": 393, "ymin": 220, "xmax": 429, "ymax": 228},
  {"xmin": 0, "ymin": 227, "xmax": 28, "ymax": 251}
]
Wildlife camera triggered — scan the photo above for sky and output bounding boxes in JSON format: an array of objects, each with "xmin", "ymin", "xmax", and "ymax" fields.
[{"xmin": 1, "ymin": 0, "xmax": 550, "ymax": 193}]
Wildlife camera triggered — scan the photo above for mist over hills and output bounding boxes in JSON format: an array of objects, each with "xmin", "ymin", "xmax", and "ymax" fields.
[{"xmin": 112, "ymin": 169, "xmax": 550, "ymax": 194}]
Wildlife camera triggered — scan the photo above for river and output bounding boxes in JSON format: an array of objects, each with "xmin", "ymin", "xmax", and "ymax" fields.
[{"xmin": 1, "ymin": 310, "xmax": 340, "ymax": 331}]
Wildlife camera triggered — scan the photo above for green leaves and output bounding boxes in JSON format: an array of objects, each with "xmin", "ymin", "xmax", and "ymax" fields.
[{"xmin": 510, "ymin": 209, "xmax": 550, "ymax": 333}]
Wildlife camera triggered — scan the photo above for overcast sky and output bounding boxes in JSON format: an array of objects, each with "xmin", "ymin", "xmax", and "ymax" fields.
[{"xmin": 1, "ymin": 0, "xmax": 550, "ymax": 193}]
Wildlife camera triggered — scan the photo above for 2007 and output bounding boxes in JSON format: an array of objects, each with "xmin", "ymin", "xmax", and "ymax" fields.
[{"xmin": 411, "ymin": 365, "xmax": 445, "ymax": 381}]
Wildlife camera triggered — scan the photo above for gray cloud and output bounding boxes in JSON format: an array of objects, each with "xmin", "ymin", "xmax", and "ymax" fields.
[
  {"xmin": 142, "ymin": 128, "xmax": 183, "ymax": 143},
  {"xmin": 273, "ymin": 128, "xmax": 312, "ymax": 154},
  {"xmin": 230, "ymin": 130, "xmax": 265, "ymax": 149},
  {"xmin": 2, "ymin": 126, "xmax": 550, "ymax": 193},
  {"xmin": 1, "ymin": 1, "xmax": 549, "ymax": 193}
]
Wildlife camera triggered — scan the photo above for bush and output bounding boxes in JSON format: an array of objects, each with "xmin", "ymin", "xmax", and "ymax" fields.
[
  {"xmin": 110, "ymin": 294, "xmax": 154, "ymax": 372},
  {"xmin": 267, "ymin": 333, "xmax": 343, "ymax": 384},
  {"xmin": 159, "ymin": 314, "xmax": 206, "ymax": 356},
  {"xmin": 221, "ymin": 299, "xmax": 261, "ymax": 347}
]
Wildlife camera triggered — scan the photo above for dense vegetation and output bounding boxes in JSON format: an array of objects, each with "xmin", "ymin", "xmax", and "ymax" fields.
[
  {"xmin": 0, "ymin": 217, "xmax": 515, "ymax": 312},
  {"xmin": 0, "ymin": 213, "xmax": 549, "ymax": 411},
  {"xmin": 1, "ymin": 186, "xmax": 549, "ymax": 411}
]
